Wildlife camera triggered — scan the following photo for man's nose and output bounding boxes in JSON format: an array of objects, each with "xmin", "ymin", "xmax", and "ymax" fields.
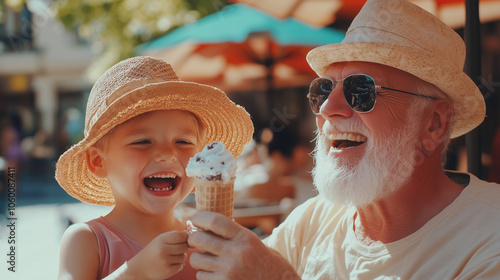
[{"xmin": 319, "ymin": 86, "xmax": 353, "ymax": 120}]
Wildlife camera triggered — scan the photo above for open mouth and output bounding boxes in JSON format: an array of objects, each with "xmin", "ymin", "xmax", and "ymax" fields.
[
  {"xmin": 143, "ymin": 174, "xmax": 180, "ymax": 192},
  {"xmin": 328, "ymin": 133, "xmax": 367, "ymax": 150}
]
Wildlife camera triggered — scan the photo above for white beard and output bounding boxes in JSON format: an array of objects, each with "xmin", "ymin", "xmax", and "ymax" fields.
[{"xmin": 312, "ymin": 114, "xmax": 422, "ymax": 207}]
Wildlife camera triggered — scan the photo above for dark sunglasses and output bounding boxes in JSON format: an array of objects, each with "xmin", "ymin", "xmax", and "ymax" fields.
[{"xmin": 307, "ymin": 74, "xmax": 438, "ymax": 114}]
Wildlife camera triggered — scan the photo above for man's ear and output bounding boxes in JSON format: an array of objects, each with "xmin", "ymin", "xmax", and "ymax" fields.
[
  {"xmin": 422, "ymin": 99, "xmax": 453, "ymax": 153},
  {"xmin": 86, "ymin": 146, "xmax": 107, "ymax": 178}
]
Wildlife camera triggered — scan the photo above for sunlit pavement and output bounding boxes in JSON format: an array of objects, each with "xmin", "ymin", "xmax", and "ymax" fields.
[
  {"xmin": 0, "ymin": 167, "xmax": 111, "ymax": 280},
  {"xmin": 0, "ymin": 193, "xmax": 112, "ymax": 279}
]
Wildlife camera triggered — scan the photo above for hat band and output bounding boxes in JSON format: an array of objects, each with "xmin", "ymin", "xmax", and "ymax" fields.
[{"xmin": 106, "ymin": 78, "xmax": 173, "ymax": 105}]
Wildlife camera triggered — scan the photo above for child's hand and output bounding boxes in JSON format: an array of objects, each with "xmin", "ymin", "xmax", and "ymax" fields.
[{"xmin": 125, "ymin": 230, "xmax": 189, "ymax": 280}]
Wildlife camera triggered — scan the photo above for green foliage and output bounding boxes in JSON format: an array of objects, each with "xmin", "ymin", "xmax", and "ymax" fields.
[
  {"xmin": 2, "ymin": 0, "xmax": 24, "ymax": 22},
  {"xmin": 53, "ymin": 0, "xmax": 228, "ymax": 79},
  {"xmin": 4, "ymin": 0, "xmax": 26, "ymax": 12}
]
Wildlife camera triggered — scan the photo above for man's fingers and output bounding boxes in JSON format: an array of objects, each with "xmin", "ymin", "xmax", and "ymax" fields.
[
  {"xmin": 190, "ymin": 211, "xmax": 241, "ymax": 239},
  {"xmin": 188, "ymin": 230, "xmax": 230, "ymax": 256},
  {"xmin": 189, "ymin": 250, "xmax": 231, "ymax": 272},
  {"xmin": 189, "ymin": 252, "xmax": 220, "ymax": 272}
]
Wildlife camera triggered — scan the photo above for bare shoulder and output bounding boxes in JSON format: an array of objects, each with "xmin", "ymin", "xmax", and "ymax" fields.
[
  {"xmin": 58, "ymin": 222, "xmax": 100, "ymax": 280},
  {"xmin": 60, "ymin": 222, "xmax": 99, "ymax": 250}
]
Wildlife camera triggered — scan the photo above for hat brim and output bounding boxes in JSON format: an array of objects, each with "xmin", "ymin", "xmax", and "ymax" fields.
[
  {"xmin": 307, "ymin": 42, "xmax": 486, "ymax": 139},
  {"xmin": 55, "ymin": 81, "xmax": 254, "ymax": 206}
]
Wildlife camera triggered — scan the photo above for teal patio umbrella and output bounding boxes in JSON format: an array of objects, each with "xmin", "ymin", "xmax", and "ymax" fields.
[{"xmin": 137, "ymin": 4, "xmax": 345, "ymax": 92}]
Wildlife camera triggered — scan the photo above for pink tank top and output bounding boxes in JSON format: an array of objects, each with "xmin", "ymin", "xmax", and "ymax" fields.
[{"xmin": 86, "ymin": 217, "xmax": 198, "ymax": 279}]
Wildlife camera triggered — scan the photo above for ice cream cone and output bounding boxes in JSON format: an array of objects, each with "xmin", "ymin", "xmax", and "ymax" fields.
[{"xmin": 195, "ymin": 177, "xmax": 235, "ymax": 219}]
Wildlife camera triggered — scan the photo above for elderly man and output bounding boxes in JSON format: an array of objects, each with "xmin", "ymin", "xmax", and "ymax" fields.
[{"xmin": 187, "ymin": 0, "xmax": 500, "ymax": 279}]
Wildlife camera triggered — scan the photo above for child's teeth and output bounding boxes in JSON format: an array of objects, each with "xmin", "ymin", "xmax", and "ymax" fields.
[
  {"xmin": 148, "ymin": 186, "xmax": 173, "ymax": 191},
  {"xmin": 148, "ymin": 174, "xmax": 176, "ymax": 179}
]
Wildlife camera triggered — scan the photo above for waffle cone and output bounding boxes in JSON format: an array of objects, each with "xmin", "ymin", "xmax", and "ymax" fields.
[{"xmin": 195, "ymin": 177, "xmax": 235, "ymax": 219}]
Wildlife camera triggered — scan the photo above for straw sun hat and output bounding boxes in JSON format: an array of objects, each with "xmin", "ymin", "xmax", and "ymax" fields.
[
  {"xmin": 55, "ymin": 56, "xmax": 254, "ymax": 206},
  {"xmin": 307, "ymin": 0, "xmax": 486, "ymax": 139}
]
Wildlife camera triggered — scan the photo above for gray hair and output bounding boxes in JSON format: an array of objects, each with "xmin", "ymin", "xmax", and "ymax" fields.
[{"xmin": 411, "ymin": 78, "xmax": 453, "ymax": 166}]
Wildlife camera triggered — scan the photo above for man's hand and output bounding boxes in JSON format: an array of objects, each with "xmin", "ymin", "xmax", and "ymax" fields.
[{"xmin": 188, "ymin": 212, "xmax": 300, "ymax": 280}]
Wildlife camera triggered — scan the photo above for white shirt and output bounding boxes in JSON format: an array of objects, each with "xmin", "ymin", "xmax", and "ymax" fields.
[{"xmin": 264, "ymin": 173, "xmax": 500, "ymax": 279}]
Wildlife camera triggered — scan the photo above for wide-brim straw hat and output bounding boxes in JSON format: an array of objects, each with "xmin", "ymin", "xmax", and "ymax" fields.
[
  {"xmin": 307, "ymin": 0, "xmax": 485, "ymax": 139},
  {"xmin": 55, "ymin": 56, "xmax": 254, "ymax": 206}
]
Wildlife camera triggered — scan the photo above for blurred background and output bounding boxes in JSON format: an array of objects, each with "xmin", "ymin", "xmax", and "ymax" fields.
[{"xmin": 0, "ymin": 0, "xmax": 500, "ymax": 279}]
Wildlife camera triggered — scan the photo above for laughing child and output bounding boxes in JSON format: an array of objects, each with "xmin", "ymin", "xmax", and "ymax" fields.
[{"xmin": 55, "ymin": 56, "xmax": 253, "ymax": 279}]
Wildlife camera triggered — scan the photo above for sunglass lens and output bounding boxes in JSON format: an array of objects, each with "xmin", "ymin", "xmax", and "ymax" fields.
[
  {"xmin": 308, "ymin": 78, "xmax": 333, "ymax": 114},
  {"xmin": 343, "ymin": 75, "xmax": 376, "ymax": 112}
]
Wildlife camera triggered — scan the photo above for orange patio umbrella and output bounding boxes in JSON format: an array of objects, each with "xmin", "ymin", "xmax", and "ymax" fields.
[{"xmin": 137, "ymin": 4, "xmax": 345, "ymax": 93}]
